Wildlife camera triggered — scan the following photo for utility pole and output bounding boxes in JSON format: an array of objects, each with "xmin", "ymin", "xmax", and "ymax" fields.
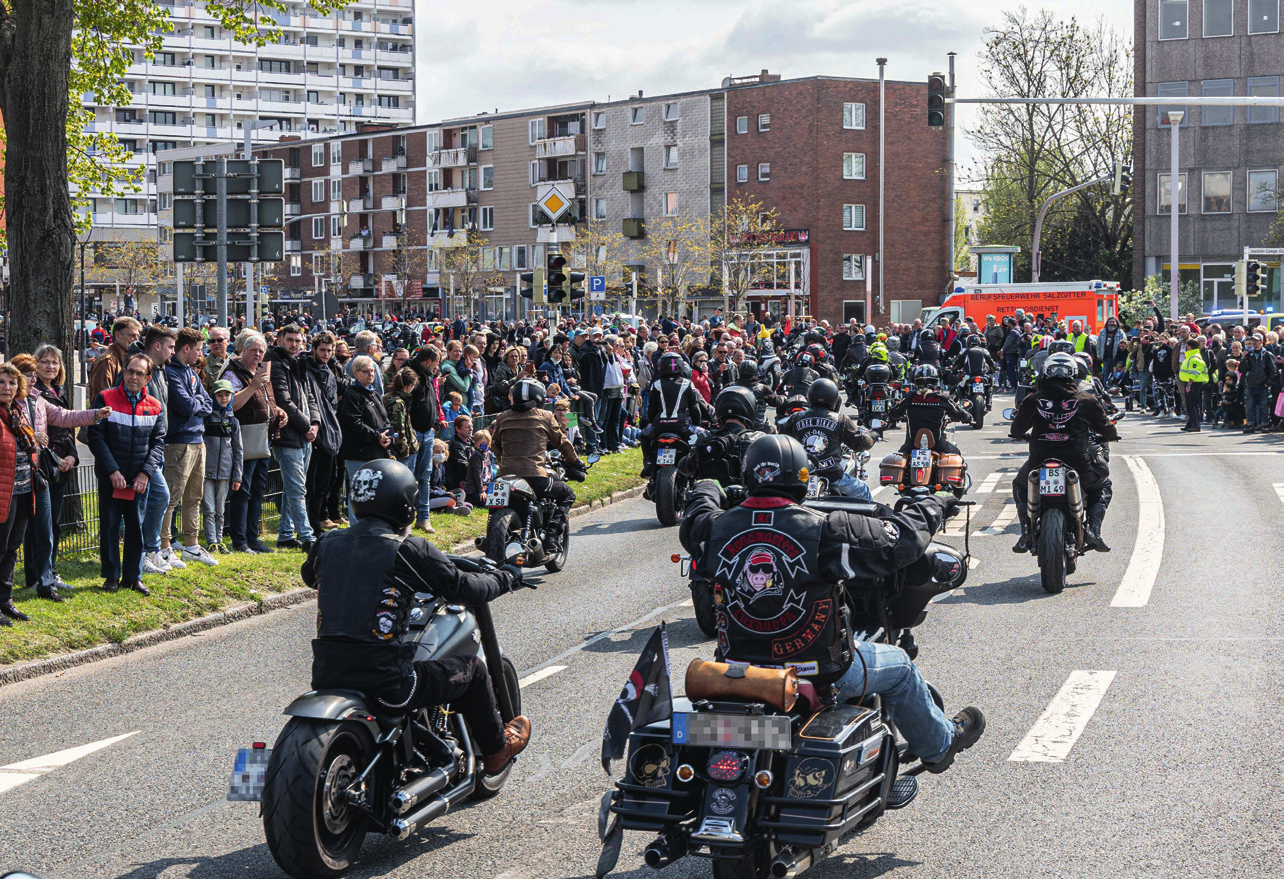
[
  {"xmin": 1168, "ymin": 110, "xmax": 1184, "ymax": 327},
  {"xmin": 877, "ymin": 56, "xmax": 887, "ymax": 318},
  {"xmin": 215, "ymin": 157, "xmax": 229, "ymax": 326},
  {"xmin": 1031, "ymin": 175, "xmax": 1112, "ymax": 281},
  {"xmin": 946, "ymin": 51, "xmax": 957, "ymax": 298}
]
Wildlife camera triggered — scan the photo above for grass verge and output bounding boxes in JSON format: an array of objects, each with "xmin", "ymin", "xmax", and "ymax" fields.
[{"xmin": 1, "ymin": 447, "xmax": 644, "ymax": 668}]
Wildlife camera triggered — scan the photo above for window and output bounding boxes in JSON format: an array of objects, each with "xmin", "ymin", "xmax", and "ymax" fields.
[
  {"xmin": 1158, "ymin": 173, "xmax": 1188, "ymax": 214},
  {"xmin": 260, "ymin": 59, "xmax": 291, "ymax": 74},
  {"xmin": 496, "ymin": 247, "xmax": 511, "ymax": 271},
  {"xmin": 1202, "ymin": 171, "xmax": 1232, "ymax": 212},
  {"xmin": 331, "ymin": 142, "xmax": 342, "ymax": 164},
  {"xmin": 149, "ymin": 81, "xmax": 175, "ymax": 95},
  {"xmin": 427, "ymin": 170, "xmax": 440, "ymax": 192},
  {"xmin": 289, "ymin": 255, "xmax": 302, "ymax": 277},
  {"xmin": 1249, "ymin": 0, "xmax": 1280, "ymax": 32},
  {"xmin": 1160, "ymin": 0, "xmax": 1188, "ymax": 38},
  {"xmin": 593, "ymin": 111, "xmax": 606, "ymax": 129},
  {"xmin": 312, "ymin": 217, "xmax": 325, "ymax": 239},
  {"xmin": 593, "ymin": 197, "xmax": 607, "ymax": 220},
  {"xmin": 1248, "ymin": 169, "xmax": 1279, "ymax": 212},
  {"xmin": 663, "ymin": 145, "xmax": 678, "ymax": 168},
  {"xmin": 515, "ymin": 245, "xmax": 528, "ymax": 269},
  {"xmin": 736, "ymin": 116, "xmax": 748, "ymax": 134},
  {"xmin": 480, "ymin": 124, "xmax": 493, "ymax": 150},
  {"xmin": 665, "ymin": 192, "xmax": 679, "ymax": 215},
  {"xmin": 1204, "ymin": 0, "xmax": 1233, "ymax": 34},
  {"xmin": 115, "ymin": 199, "xmax": 140, "ymax": 215},
  {"xmin": 842, "ymin": 254, "xmax": 866, "ymax": 281},
  {"xmin": 529, "ymin": 204, "xmax": 540, "ymax": 227},
  {"xmin": 378, "ymin": 66, "xmax": 397, "ymax": 80},
  {"xmin": 149, "ymin": 140, "xmax": 177, "ymax": 153},
  {"xmin": 307, "ymin": 90, "xmax": 320, "ymax": 104},
  {"xmin": 529, "ymin": 161, "xmax": 539, "ymax": 186},
  {"xmin": 157, "ymin": 52, "xmax": 176, "ymax": 66},
  {"xmin": 736, "ymin": 164, "xmax": 749, "ymax": 183},
  {"xmin": 378, "ymin": 96, "xmax": 399, "ymax": 108},
  {"xmin": 204, "ymin": 25, "xmax": 216, "ymax": 38},
  {"xmin": 312, "ymin": 144, "xmax": 325, "ymax": 166},
  {"xmin": 313, "ymin": 253, "xmax": 323, "ymax": 275},
  {"xmin": 148, "ymin": 110, "xmax": 176, "ymax": 125},
  {"xmin": 204, "ymin": 84, "xmax": 216, "ymax": 98},
  {"xmin": 205, "ymin": 55, "xmax": 216, "ymax": 68},
  {"xmin": 1248, "ymin": 76, "xmax": 1280, "ymax": 123},
  {"xmin": 1202, "ymin": 79, "xmax": 1234, "ymax": 125},
  {"xmin": 331, "ymin": 178, "xmax": 342, "ymax": 201},
  {"xmin": 331, "ymin": 215, "xmax": 342, "ymax": 237},
  {"xmin": 842, "ymin": 204, "xmax": 866, "ymax": 230},
  {"xmin": 204, "ymin": 114, "xmax": 216, "ymax": 127},
  {"xmin": 630, "ymin": 106, "xmax": 644, "ymax": 125},
  {"xmin": 480, "ymin": 206, "xmax": 494, "ymax": 231},
  {"xmin": 529, "ymin": 118, "xmax": 546, "ymax": 143},
  {"xmin": 758, "ymin": 113, "xmax": 770, "ymax": 131},
  {"xmin": 593, "ymin": 152, "xmax": 606, "ymax": 174},
  {"xmin": 311, "ymin": 180, "xmax": 325, "ymax": 202},
  {"xmin": 1157, "ymin": 82, "xmax": 1189, "ymax": 127},
  {"xmin": 481, "ymin": 166, "xmax": 494, "ymax": 190},
  {"xmin": 663, "ymin": 102, "xmax": 678, "ymax": 121},
  {"xmin": 843, "ymin": 102, "xmax": 866, "ymax": 129},
  {"xmin": 758, "ymin": 163, "xmax": 771, "ymax": 182},
  {"xmin": 843, "ymin": 153, "xmax": 866, "ymax": 179}
]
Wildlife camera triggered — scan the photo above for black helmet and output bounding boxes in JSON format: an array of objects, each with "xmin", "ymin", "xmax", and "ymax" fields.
[
  {"xmin": 349, "ymin": 459, "xmax": 418, "ymax": 529},
  {"xmin": 967, "ymin": 334, "xmax": 983, "ymax": 348},
  {"xmin": 1042, "ymin": 352, "xmax": 1077, "ymax": 382},
  {"xmin": 796, "ymin": 351, "xmax": 814, "ymax": 368},
  {"xmin": 919, "ymin": 329, "xmax": 935, "ymax": 343},
  {"xmin": 1048, "ymin": 339, "xmax": 1074, "ymax": 356},
  {"xmin": 742, "ymin": 434, "xmax": 810, "ymax": 502},
  {"xmin": 658, "ymin": 352, "xmax": 686, "ymax": 378},
  {"xmin": 865, "ymin": 363, "xmax": 893, "ymax": 385},
  {"xmin": 737, "ymin": 360, "xmax": 759, "ymax": 384},
  {"xmin": 715, "ymin": 386, "xmax": 757, "ymax": 425},
  {"xmin": 510, "ymin": 378, "xmax": 545, "ymax": 412},
  {"xmin": 806, "ymin": 378, "xmax": 841, "ymax": 411},
  {"xmin": 911, "ymin": 364, "xmax": 940, "ymax": 387}
]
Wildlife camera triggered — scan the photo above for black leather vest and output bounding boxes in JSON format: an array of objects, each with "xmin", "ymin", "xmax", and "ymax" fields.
[
  {"xmin": 315, "ymin": 520, "xmax": 408, "ymax": 644},
  {"xmin": 783, "ymin": 408, "xmax": 843, "ymax": 476}
]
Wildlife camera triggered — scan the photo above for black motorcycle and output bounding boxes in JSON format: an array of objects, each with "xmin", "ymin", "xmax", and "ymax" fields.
[
  {"xmin": 238, "ymin": 555, "xmax": 525, "ymax": 879},
  {"xmin": 954, "ymin": 374, "xmax": 991, "ymax": 430},
  {"xmin": 648, "ymin": 420, "xmax": 701, "ymax": 527},
  {"xmin": 605, "ymin": 497, "xmax": 970, "ymax": 879},
  {"xmin": 479, "ymin": 450, "xmax": 598, "ymax": 573}
]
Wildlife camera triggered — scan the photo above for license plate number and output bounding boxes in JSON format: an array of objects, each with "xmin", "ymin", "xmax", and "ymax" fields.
[
  {"xmin": 973, "ymin": 381, "xmax": 985, "ymax": 393},
  {"xmin": 910, "ymin": 449, "xmax": 932, "ymax": 470},
  {"xmin": 1039, "ymin": 467, "xmax": 1066, "ymax": 496},
  {"xmin": 671, "ymin": 712, "xmax": 792, "ymax": 750},
  {"xmin": 872, "ymin": 399, "xmax": 886, "ymax": 412},
  {"xmin": 487, "ymin": 481, "xmax": 511, "ymax": 508},
  {"xmin": 805, "ymin": 475, "xmax": 822, "ymax": 498},
  {"xmin": 229, "ymin": 748, "xmax": 270, "ymax": 802},
  {"xmin": 658, "ymin": 448, "xmax": 677, "ymax": 466}
]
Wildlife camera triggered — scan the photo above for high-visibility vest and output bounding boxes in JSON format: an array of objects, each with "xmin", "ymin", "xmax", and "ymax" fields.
[{"xmin": 1068, "ymin": 332, "xmax": 1090, "ymax": 353}]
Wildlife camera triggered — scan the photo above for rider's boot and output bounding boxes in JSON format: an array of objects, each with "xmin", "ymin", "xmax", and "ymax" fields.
[
  {"xmin": 545, "ymin": 505, "xmax": 571, "ymax": 554},
  {"xmin": 1084, "ymin": 503, "xmax": 1111, "ymax": 552},
  {"xmin": 1013, "ymin": 504, "xmax": 1032, "ymax": 553}
]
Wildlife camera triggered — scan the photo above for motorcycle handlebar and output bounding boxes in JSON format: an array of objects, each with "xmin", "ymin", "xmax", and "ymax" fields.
[{"xmin": 447, "ymin": 554, "xmax": 496, "ymax": 574}]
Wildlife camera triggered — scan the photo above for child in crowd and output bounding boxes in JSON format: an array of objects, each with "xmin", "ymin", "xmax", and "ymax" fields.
[
  {"xmin": 1105, "ymin": 362, "xmax": 1132, "ymax": 411},
  {"xmin": 1214, "ymin": 363, "xmax": 1243, "ymax": 428},
  {"xmin": 553, "ymin": 398, "xmax": 584, "ymax": 455},
  {"xmin": 440, "ymin": 391, "xmax": 464, "ymax": 440},
  {"xmin": 202, "ymin": 380, "xmax": 242, "ymax": 553},
  {"xmin": 383, "ymin": 367, "xmax": 420, "ymax": 463},
  {"xmin": 462, "ymin": 429, "xmax": 493, "ymax": 508},
  {"xmin": 428, "ymin": 438, "xmax": 473, "ymax": 516}
]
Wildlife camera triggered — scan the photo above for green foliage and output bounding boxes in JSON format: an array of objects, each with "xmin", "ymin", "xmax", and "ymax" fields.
[{"xmin": 1117, "ymin": 275, "xmax": 1202, "ymax": 325}]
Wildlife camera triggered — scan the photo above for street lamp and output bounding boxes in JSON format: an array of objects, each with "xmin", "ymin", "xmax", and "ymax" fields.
[
  {"xmin": 76, "ymin": 227, "xmax": 96, "ymax": 384},
  {"xmin": 1167, "ymin": 110, "xmax": 1184, "ymax": 326}
]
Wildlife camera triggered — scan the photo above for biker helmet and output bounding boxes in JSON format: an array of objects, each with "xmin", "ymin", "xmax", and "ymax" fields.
[
  {"xmin": 1073, "ymin": 352, "xmax": 1093, "ymax": 377},
  {"xmin": 911, "ymin": 364, "xmax": 940, "ymax": 387},
  {"xmin": 865, "ymin": 363, "xmax": 893, "ymax": 385},
  {"xmin": 919, "ymin": 329, "xmax": 935, "ymax": 344},
  {"xmin": 1042, "ymin": 352, "xmax": 1077, "ymax": 383},
  {"xmin": 807, "ymin": 343, "xmax": 827, "ymax": 362},
  {"xmin": 806, "ymin": 378, "xmax": 841, "ymax": 411},
  {"xmin": 658, "ymin": 352, "xmax": 686, "ymax": 379},
  {"xmin": 1048, "ymin": 339, "xmax": 1074, "ymax": 356},
  {"xmin": 509, "ymin": 378, "xmax": 546, "ymax": 412},
  {"xmin": 796, "ymin": 351, "xmax": 814, "ymax": 368},
  {"xmin": 742, "ymin": 434, "xmax": 810, "ymax": 502},
  {"xmin": 348, "ymin": 459, "xmax": 418, "ymax": 530},
  {"xmin": 734, "ymin": 360, "xmax": 757, "ymax": 385},
  {"xmin": 715, "ymin": 386, "xmax": 757, "ymax": 425},
  {"xmin": 967, "ymin": 334, "xmax": 983, "ymax": 348},
  {"xmin": 869, "ymin": 344, "xmax": 889, "ymax": 363},
  {"xmin": 1039, "ymin": 335, "xmax": 1055, "ymax": 350}
]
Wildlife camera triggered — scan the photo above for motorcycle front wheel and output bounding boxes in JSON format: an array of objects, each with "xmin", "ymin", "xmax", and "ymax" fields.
[
  {"xmin": 1038, "ymin": 508, "xmax": 1068, "ymax": 594},
  {"xmin": 262, "ymin": 719, "xmax": 373, "ymax": 879}
]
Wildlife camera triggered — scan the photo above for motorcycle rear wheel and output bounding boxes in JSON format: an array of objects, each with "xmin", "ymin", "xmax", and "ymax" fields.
[
  {"xmin": 262, "ymin": 719, "xmax": 373, "ymax": 879},
  {"xmin": 654, "ymin": 466, "xmax": 681, "ymax": 527},
  {"xmin": 485, "ymin": 509, "xmax": 520, "ymax": 565},
  {"xmin": 1038, "ymin": 508, "xmax": 1068, "ymax": 594},
  {"xmin": 543, "ymin": 522, "xmax": 570, "ymax": 573},
  {"xmin": 972, "ymin": 395, "xmax": 986, "ymax": 429}
]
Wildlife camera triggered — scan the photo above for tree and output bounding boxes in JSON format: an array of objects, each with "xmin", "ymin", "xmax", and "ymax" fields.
[
  {"xmin": 1118, "ymin": 275, "xmax": 1202, "ymax": 326},
  {"xmin": 952, "ymin": 196, "xmax": 971, "ymax": 273},
  {"xmin": 0, "ymin": 0, "xmax": 345, "ymax": 358},
  {"xmin": 89, "ymin": 239, "xmax": 165, "ymax": 291},
  {"xmin": 435, "ymin": 229, "xmax": 499, "ymax": 318},
  {"xmin": 711, "ymin": 194, "xmax": 781, "ymax": 314},
  {"xmin": 562, "ymin": 219, "xmax": 629, "ymax": 310},
  {"xmin": 640, "ymin": 211, "xmax": 713, "ymax": 319},
  {"xmin": 970, "ymin": 8, "xmax": 1133, "ymax": 285},
  {"xmin": 386, "ymin": 226, "xmax": 430, "ymax": 306}
]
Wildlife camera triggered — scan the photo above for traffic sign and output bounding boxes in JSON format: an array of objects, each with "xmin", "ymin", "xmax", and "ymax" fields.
[
  {"xmin": 537, "ymin": 184, "xmax": 573, "ymax": 222},
  {"xmin": 260, "ymin": 285, "xmax": 269, "ymax": 296},
  {"xmin": 589, "ymin": 276, "xmax": 606, "ymax": 293}
]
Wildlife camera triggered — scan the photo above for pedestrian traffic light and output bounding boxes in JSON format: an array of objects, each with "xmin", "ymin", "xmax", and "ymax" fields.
[
  {"xmin": 547, "ymin": 252, "xmax": 568, "ymax": 303},
  {"xmin": 1247, "ymin": 261, "xmax": 1262, "ymax": 297},
  {"xmin": 568, "ymin": 272, "xmax": 586, "ymax": 301},
  {"xmin": 1113, "ymin": 161, "xmax": 1132, "ymax": 196},
  {"xmin": 927, "ymin": 73, "xmax": 946, "ymax": 128}
]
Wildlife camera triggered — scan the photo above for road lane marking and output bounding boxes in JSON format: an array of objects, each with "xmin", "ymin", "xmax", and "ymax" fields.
[
  {"xmin": 1111, "ymin": 456, "xmax": 1165, "ymax": 608},
  {"xmin": 517, "ymin": 595, "xmax": 694, "ymax": 679},
  {"xmin": 1273, "ymin": 483, "xmax": 1284, "ymax": 504},
  {"xmin": 871, "ymin": 485, "xmax": 889, "ymax": 500},
  {"xmin": 519, "ymin": 665, "xmax": 567, "ymax": 689},
  {"xmin": 0, "ymin": 732, "xmax": 139, "ymax": 795},
  {"xmin": 942, "ymin": 503, "xmax": 977, "ymax": 537},
  {"xmin": 975, "ymin": 472, "xmax": 1004, "ymax": 494},
  {"xmin": 976, "ymin": 501, "xmax": 1017, "ymax": 536},
  {"xmin": 1009, "ymin": 671, "xmax": 1115, "ymax": 763}
]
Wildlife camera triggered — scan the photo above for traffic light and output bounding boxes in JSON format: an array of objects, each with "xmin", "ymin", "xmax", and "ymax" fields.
[
  {"xmin": 546, "ymin": 252, "xmax": 568, "ymax": 303},
  {"xmin": 927, "ymin": 73, "xmax": 946, "ymax": 128},
  {"xmin": 519, "ymin": 268, "xmax": 546, "ymax": 303},
  {"xmin": 568, "ymin": 272, "xmax": 586, "ymax": 301},
  {"xmin": 1112, "ymin": 161, "xmax": 1132, "ymax": 196},
  {"xmin": 1247, "ymin": 261, "xmax": 1262, "ymax": 297}
]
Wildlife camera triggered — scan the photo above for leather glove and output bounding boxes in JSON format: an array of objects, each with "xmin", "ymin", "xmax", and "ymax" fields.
[
  {"xmin": 500, "ymin": 563, "xmax": 534, "ymax": 590},
  {"xmin": 931, "ymin": 490, "xmax": 962, "ymax": 519},
  {"xmin": 566, "ymin": 465, "xmax": 587, "ymax": 483}
]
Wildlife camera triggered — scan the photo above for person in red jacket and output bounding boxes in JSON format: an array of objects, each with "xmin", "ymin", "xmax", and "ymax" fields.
[{"xmin": 0, "ymin": 363, "xmax": 40, "ymax": 625}]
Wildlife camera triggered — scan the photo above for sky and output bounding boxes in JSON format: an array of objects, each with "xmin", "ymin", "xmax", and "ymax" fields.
[{"xmin": 411, "ymin": 0, "xmax": 1135, "ymax": 182}]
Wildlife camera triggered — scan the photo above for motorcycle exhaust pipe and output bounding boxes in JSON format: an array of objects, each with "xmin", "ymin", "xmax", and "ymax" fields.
[
  {"xmin": 1025, "ymin": 470, "xmax": 1040, "ymax": 528},
  {"xmin": 391, "ymin": 793, "xmax": 450, "ymax": 841},
  {"xmin": 770, "ymin": 846, "xmax": 815, "ymax": 879},
  {"xmin": 390, "ymin": 766, "xmax": 451, "ymax": 815},
  {"xmin": 643, "ymin": 831, "xmax": 689, "ymax": 869},
  {"xmin": 1065, "ymin": 470, "xmax": 1084, "ymax": 545}
]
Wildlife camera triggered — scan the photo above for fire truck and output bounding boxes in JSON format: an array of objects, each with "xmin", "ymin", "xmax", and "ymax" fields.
[{"xmin": 921, "ymin": 281, "xmax": 1122, "ymax": 333}]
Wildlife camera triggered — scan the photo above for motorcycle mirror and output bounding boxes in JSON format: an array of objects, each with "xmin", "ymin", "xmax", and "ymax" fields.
[
  {"xmin": 587, "ymin": 453, "xmax": 602, "ymax": 465},
  {"xmin": 1002, "ymin": 408, "xmax": 1017, "ymax": 420}
]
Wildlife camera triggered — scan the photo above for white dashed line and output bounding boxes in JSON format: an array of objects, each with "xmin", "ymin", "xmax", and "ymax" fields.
[
  {"xmin": 1111, "ymin": 456, "xmax": 1165, "ymax": 608},
  {"xmin": 1010, "ymin": 671, "xmax": 1116, "ymax": 763},
  {"xmin": 976, "ymin": 501, "xmax": 1018, "ymax": 536},
  {"xmin": 1273, "ymin": 483, "xmax": 1284, "ymax": 504},
  {"xmin": 519, "ymin": 665, "xmax": 568, "ymax": 689},
  {"xmin": 942, "ymin": 503, "xmax": 976, "ymax": 537},
  {"xmin": 975, "ymin": 472, "xmax": 1004, "ymax": 495},
  {"xmin": 0, "ymin": 732, "xmax": 139, "ymax": 795}
]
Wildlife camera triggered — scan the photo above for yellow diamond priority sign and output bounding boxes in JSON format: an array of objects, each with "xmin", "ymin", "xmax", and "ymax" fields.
[{"xmin": 537, "ymin": 184, "xmax": 572, "ymax": 222}]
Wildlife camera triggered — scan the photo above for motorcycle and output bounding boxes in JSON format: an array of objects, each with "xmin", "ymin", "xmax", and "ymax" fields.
[
  {"xmin": 803, "ymin": 450, "xmax": 871, "ymax": 500},
  {"xmin": 478, "ymin": 450, "xmax": 599, "ymax": 573},
  {"xmin": 647, "ymin": 421, "xmax": 703, "ymax": 527},
  {"xmin": 235, "ymin": 555, "xmax": 525, "ymax": 879},
  {"xmin": 954, "ymin": 374, "xmax": 991, "ymax": 430},
  {"xmin": 604, "ymin": 496, "xmax": 970, "ymax": 879},
  {"xmin": 878, "ymin": 428, "xmax": 970, "ymax": 501}
]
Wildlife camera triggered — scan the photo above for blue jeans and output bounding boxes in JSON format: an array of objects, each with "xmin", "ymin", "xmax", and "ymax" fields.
[
  {"xmin": 274, "ymin": 445, "xmax": 314, "ymax": 543},
  {"xmin": 1245, "ymin": 385, "xmax": 1269, "ymax": 428},
  {"xmin": 600, "ymin": 394, "xmax": 625, "ymax": 450},
  {"xmin": 836, "ymin": 641, "xmax": 953, "ymax": 762},
  {"xmin": 1132, "ymin": 369, "xmax": 1150, "ymax": 411},
  {"xmin": 1004, "ymin": 353, "xmax": 1020, "ymax": 392},
  {"xmin": 834, "ymin": 472, "xmax": 872, "ymax": 501},
  {"xmin": 413, "ymin": 429, "xmax": 435, "ymax": 521},
  {"xmin": 21, "ymin": 484, "xmax": 55, "ymax": 591},
  {"xmin": 139, "ymin": 465, "xmax": 171, "ymax": 554},
  {"xmin": 228, "ymin": 457, "xmax": 269, "ymax": 547}
]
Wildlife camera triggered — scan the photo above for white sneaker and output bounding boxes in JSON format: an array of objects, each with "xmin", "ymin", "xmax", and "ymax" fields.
[
  {"xmin": 181, "ymin": 545, "xmax": 219, "ymax": 567},
  {"xmin": 141, "ymin": 552, "xmax": 169, "ymax": 575},
  {"xmin": 161, "ymin": 547, "xmax": 188, "ymax": 570}
]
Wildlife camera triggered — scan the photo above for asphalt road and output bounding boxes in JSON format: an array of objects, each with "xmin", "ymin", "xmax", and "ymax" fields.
[{"xmin": 1, "ymin": 402, "xmax": 1281, "ymax": 879}]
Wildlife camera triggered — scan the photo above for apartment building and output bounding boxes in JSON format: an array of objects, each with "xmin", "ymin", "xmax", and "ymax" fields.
[
  {"xmin": 1133, "ymin": 0, "xmax": 1282, "ymax": 310},
  {"xmin": 85, "ymin": 0, "xmax": 414, "ymax": 243}
]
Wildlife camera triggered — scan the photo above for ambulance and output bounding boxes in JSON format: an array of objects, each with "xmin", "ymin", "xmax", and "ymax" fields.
[{"xmin": 920, "ymin": 280, "xmax": 1122, "ymax": 333}]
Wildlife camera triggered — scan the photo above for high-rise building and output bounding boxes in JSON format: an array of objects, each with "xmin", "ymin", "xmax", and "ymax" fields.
[{"xmin": 82, "ymin": 0, "xmax": 414, "ymax": 243}]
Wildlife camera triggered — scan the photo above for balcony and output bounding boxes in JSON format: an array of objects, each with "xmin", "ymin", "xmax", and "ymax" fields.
[
  {"xmin": 380, "ymin": 156, "xmax": 401, "ymax": 172},
  {"xmin": 381, "ymin": 194, "xmax": 403, "ymax": 210},
  {"xmin": 428, "ymin": 230, "xmax": 466, "ymax": 247},
  {"xmin": 285, "ymin": 202, "xmax": 301, "ymax": 216},
  {"xmin": 330, "ymin": 199, "xmax": 344, "ymax": 214},
  {"xmin": 429, "ymin": 146, "xmax": 476, "ymax": 168},
  {"xmin": 426, "ymin": 188, "xmax": 469, "ymax": 209},
  {"xmin": 349, "ymin": 157, "xmax": 374, "ymax": 174},
  {"xmin": 534, "ymin": 134, "xmax": 585, "ymax": 159},
  {"xmin": 284, "ymin": 165, "xmax": 300, "ymax": 181},
  {"xmin": 537, "ymin": 176, "xmax": 584, "ymax": 197},
  {"xmin": 623, "ymin": 170, "xmax": 645, "ymax": 192},
  {"xmin": 537, "ymin": 225, "xmax": 577, "ymax": 244},
  {"xmin": 285, "ymin": 239, "xmax": 301, "ymax": 252},
  {"xmin": 348, "ymin": 196, "xmax": 374, "ymax": 212},
  {"xmin": 622, "ymin": 217, "xmax": 646, "ymax": 239},
  {"xmin": 349, "ymin": 272, "xmax": 376, "ymax": 289},
  {"xmin": 348, "ymin": 236, "xmax": 367, "ymax": 250},
  {"xmin": 381, "ymin": 234, "xmax": 399, "ymax": 249}
]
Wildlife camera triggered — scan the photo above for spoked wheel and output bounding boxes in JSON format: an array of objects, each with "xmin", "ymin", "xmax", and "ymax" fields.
[
  {"xmin": 544, "ymin": 522, "xmax": 570, "ymax": 573},
  {"xmin": 691, "ymin": 578, "xmax": 718, "ymax": 638},
  {"xmin": 262, "ymin": 719, "xmax": 373, "ymax": 879},
  {"xmin": 1038, "ymin": 508, "xmax": 1068, "ymax": 594},
  {"xmin": 469, "ymin": 656, "xmax": 523, "ymax": 801}
]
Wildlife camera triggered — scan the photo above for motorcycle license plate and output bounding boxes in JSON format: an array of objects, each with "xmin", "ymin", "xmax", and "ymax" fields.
[
  {"xmin": 671, "ymin": 712, "xmax": 792, "ymax": 751},
  {"xmin": 1020, "ymin": 359, "xmax": 1029, "ymax": 369},
  {"xmin": 1039, "ymin": 467, "xmax": 1066, "ymax": 496},
  {"xmin": 805, "ymin": 475, "xmax": 824, "ymax": 499},
  {"xmin": 870, "ymin": 418, "xmax": 883, "ymax": 430},
  {"xmin": 487, "ymin": 481, "xmax": 510, "ymax": 508},
  {"xmin": 228, "ymin": 747, "xmax": 270, "ymax": 802},
  {"xmin": 910, "ymin": 449, "xmax": 932, "ymax": 470},
  {"xmin": 657, "ymin": 448, "xmax": 677, "ymax": 466},
  {"xmin": 872, "ymin": 399, "xmax": 886, "ymax": 412},
  {"xmin": 973, "ymin": 381, "xmax": 985, "ymax": 393}
]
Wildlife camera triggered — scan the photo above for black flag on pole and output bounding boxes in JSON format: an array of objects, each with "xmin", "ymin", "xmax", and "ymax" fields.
[{"xmin": 601, "ymin": 622, "xmax": 672, "ymax": 772}]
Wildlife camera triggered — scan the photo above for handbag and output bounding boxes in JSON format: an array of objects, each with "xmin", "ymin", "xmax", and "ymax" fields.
[
  {"xmin": 39, "ymin": 448, "xmax": 74, "ymax": 487},
  {"xmin": 241, "ymin": 422, "xmax": 271, "ymax": 460}
]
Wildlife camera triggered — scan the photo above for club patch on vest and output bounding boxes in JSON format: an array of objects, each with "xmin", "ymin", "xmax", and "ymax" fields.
[{"xmin": 715, "ymin": 529, "xmax": 811, "ymax": 635}]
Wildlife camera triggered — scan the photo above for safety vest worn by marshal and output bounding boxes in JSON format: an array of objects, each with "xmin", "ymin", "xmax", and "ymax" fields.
[{"xmin": 699, "ymin": 499, "xmax": 851, "ymax": 683}]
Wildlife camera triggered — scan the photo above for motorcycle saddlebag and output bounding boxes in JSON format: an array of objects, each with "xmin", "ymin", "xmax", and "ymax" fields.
[
  {"xmin": 685, "ymin": 659, "xmax": 798, "ymax": 713},
  {"xmin": 878, "ymin": 453, "xmax": 907, "ymax": 486},
  {"xmin": 936, "ymin": 454, "xmax": 967, "ymax": 487}
]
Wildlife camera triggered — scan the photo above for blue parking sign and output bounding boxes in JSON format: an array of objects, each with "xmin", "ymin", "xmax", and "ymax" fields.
[{"xmin": 589, "ymin": 276, "xmax": 606, "ymax": 293}]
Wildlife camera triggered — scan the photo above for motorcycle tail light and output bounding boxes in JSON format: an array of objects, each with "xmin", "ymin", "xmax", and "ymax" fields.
[{"xmin": 707, "ymin": 751, "xmax": 745, "ymax": 782}]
